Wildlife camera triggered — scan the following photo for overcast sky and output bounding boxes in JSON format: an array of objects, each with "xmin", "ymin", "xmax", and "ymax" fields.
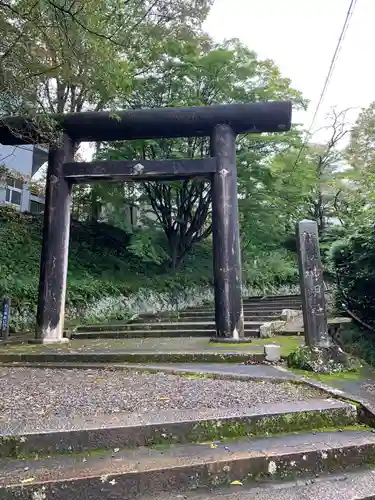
[
  {"xmin": 204, "ymin": 0, "xmax": 372, "ymax": 140},
  {"xmin": 36, "ymin": 0, "xmax": 373, "ymax": 170}
]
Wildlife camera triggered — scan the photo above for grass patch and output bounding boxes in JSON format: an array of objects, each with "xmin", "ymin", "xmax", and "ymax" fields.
[
  {"xmin": 291, "ymin": 367, "xmax": 370, "ymax": 384},
  {"xmin": 212, "ymin": 336, "xmax": 303, "ymax": 357},
  {"xmin": 0, "ymin": 336, "xmax": 303, "ymax": 358},
  {"xmin": 262, "ymin": 336, "xmax": 303, "ymax": 357},
  {"xmin": 254, "ymin": 336, "xmax": 303, "ymax": 357}
]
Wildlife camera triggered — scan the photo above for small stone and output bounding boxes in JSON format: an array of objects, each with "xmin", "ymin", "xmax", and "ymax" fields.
[{"xmin": 268, "ymin": 461, "xmax": 277, "ymax": 475}]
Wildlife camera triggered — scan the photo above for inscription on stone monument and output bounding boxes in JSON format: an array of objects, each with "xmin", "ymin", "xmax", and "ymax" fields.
[
  {"xmin": 296, "ymin": 220, "xmax": 329, "ymax": 347},
  {"xmin": 1, "ymin": 298, "xmax": 10, "ymax": 340}
]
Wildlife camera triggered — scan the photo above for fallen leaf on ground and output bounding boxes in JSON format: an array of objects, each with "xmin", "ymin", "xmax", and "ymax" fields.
[{"xmin": 230, "ymin": 480, "xmax": 243, "ymax": 486}]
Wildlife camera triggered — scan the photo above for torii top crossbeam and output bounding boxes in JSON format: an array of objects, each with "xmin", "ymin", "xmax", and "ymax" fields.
[{"xmin": 0, "ymin": 101, "xmax": 292, "ymax": 145}]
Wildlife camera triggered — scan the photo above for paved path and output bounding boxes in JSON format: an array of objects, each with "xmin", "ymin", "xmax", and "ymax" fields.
[
  {"xmin": 0, "ymin": 336, "xmax": 303, "ymax": 354},
  {"xmin": 126, "ymin": 362, "xmax": 300, "ymax": 380},
  {"xmin": 119, "ymin": 362, "xmax": 375, "ymax": 418},
  {"xmin": 313, "ymin": 365, "xmax": 375, "ymax": 408},
  {"xmin": 0, "ymin": 366, "xmax": 320, "ymax": 428}
]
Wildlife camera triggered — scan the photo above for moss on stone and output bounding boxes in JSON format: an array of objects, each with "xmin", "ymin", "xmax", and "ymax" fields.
[
  {"xmin": 287, "ymin": 345, "xmax": 359, "ymax": 374},
  {"xmin": 292, "ymin": 367, "xmax": 366, "ymax": 383},
  {"xmin": 144, "ymin": 408, "xmax": 359, "ymax": 448},
  {"xmin": 0, "ymin": 436, "xmax": 25, "ymax": 459},
  {"xmin": 189, "ymin": 409, "xmax": 357, "ymax": 442}
]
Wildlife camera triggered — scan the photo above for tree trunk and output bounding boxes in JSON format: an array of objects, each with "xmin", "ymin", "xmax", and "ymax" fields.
[
  {"xmin": 168, "ymin": 231, "xmax": 180, "ymax": 271},
  {"xmin": 90, "ymin": 188, "xmax": 101, "ymax": 222}
]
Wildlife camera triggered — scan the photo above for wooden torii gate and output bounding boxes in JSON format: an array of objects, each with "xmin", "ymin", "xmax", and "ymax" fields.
[{"xmin": 0, "ymin": 101, "xmax": 292, "ymax": 343}]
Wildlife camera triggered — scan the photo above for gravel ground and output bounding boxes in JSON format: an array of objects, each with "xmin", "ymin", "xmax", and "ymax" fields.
[{"xmin": 0, "ymin": 367, "xmax": 322, "ymax": 423}]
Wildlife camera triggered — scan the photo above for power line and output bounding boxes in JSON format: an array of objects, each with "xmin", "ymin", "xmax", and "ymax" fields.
[{"xmin": 292, "ymin": 0, "xmax": 358, "ymax": 170}]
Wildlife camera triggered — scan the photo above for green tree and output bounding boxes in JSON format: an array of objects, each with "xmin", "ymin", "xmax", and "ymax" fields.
[
  {"xmin": 0, "ymin": 0, "xmax": 214, "ymax": 229},
  {"xmin": 347, "ymin": 101, "xmax": 375, "ymax": 170},
  {"xmin": 342, "ymin": 102, "xmax": 375, "ymax": 226},
  {"xmin": 269, "ymin": 108, "xmax": 352, "ymax": 235},
  {"xmin": 0, "ymin": 0, "xmax": 212, "ymax": 120},
  {"xmin": 98, "ymin": 37, "xmax": 306, "ymax": 269}
]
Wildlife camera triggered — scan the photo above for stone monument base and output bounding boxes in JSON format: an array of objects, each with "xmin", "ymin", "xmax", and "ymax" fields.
[{"xmin": 287, "ymin": 344, "xmax": 358, "ymax": 374}]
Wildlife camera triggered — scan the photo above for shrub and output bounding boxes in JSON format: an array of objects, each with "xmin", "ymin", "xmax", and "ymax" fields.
[
  {"xmin": 0, "ymin": 207, "xmax": 300, "ymax": 330},
  {"xmin": 330, "ymin": 224, "xmax": 375, "ymax": 326}
]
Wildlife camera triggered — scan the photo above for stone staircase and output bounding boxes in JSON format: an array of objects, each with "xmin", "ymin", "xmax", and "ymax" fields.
[
  {"xmin": 1, "ymin": 395, "xmax": 375, "ymax": 499},
  {"xmin": 2, "ymin": 293, "xmax": 374, "ymax": 498},
  {"xmin": 72, "ymin": 294, "xmax": 302, "ymax": 340}
]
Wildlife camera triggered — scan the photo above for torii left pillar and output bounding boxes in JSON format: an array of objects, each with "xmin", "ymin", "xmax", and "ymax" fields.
[{"xmin": 33, "ymin": 133, "xmax": 73, "ymax": 343}]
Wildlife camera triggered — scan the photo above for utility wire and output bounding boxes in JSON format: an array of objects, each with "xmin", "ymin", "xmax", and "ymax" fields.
[{"xmin": 292, "ymin": 0, "xmax": 358, "ymax": 170}]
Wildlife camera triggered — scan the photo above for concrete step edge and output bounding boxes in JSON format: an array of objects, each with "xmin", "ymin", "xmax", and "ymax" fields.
[
  {"xmin": 145, "ymin": 469, "xmax": 375, "ymax": 500},
  {"xmin": 184, "ymin": 306, "xmax": 301, "ymax": 313},
  {"xmin": 2, "ymin": 430, "xmax": 374, "ymax": 498},
  {"xmin": 72, "ymin": 328, "xmax": 260, "ymax": 335},
  {"xmin": 0, "ymin": 351, "xmax": 265, "ymax": 364},
  {"xmin": 0, "ymin": 399, "xmax": 356, "ymax": 459},
  {"xmin": 76, "ymin": 322, "xmax": 263, "ymax": 332},
  {"xmin": 71, "ymin": 330, "xmax": 260, "ymax": 338},
  {"xmin": 130, "ymin": 318, "xmax": 278, "ymax": 324},
  {"xmin": 76, "ymin": 319, "xmax": 272, "ymax": 332}
]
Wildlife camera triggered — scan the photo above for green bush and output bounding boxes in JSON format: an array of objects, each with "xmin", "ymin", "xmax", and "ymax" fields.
[
  {"xmin": 338, "ymin": 324, "xmax": 375, "ymax": 367},
  {"xmin": 330, "ymin": 224, "xmax": 375, "ymax": 326},
  {"xmin": 242, "ymin": 248, "xmax": 298, "ymax": 290},
  {"xmin": 0, "ymin": 207, "xmax": 299, "ymax": 330}
]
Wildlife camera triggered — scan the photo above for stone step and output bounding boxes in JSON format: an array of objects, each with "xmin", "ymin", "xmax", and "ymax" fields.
[
  {"xmin": 132, "ymin": 315, "xmax": 279, "ymax": 324},
  {"xmin": 75, "ymin": 318, "xmax": 265, "ymax": 333},
  {"xmin": 72, "ymin": 328, "xmax": 260, "ymax": 339},
  {"xmin": 186, "ymin": 300, "xmax": 302, "ymax": 311},
  {"xmin": 2, "ymin": 430, "xmax": 375, "ymax": 499},
  {"xmin": 73, "ymin": 329, "xmax": 216, "ymax": 339},
  {"xmin": 76, "ymin": 321, "xmax": 263, "ymax": 333},
  {"xmin": 0, "ymin": 399, "xmax": 356, "ymax": 458},
  {"xmin": 243, "ymin": 299, "xmax": 301, "ymax": 305},
  {"xmin": 171, "ymin": 310, "xmax": 281, "ymax": 318},
  {"xmin": 244, "ymin": 294, "xmax": 301, "ymax": 302},
  {"xmin": 130, "ymin": 310, "xmax": 282, "ymax": 322},
  {"xmin": 186, "ymin": 305, "xmax": 301, "ymax": 313},
  {"xmin": 147, "ymin": 469, "xmax": 375, "ymax": 500},
  {"xmin": 193, "ymin": 296, "xmax": 301, "ymax": 307},
  {"xmin": 75, "ymin": 308, "xmax": 295, "ymax": 333},
  {"xmin": 0, "ymin": 350, "xmax": 264, "ymax": 364}
]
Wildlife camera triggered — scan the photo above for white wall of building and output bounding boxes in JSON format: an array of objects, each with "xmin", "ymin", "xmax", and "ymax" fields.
[{"xmin": 0, "ymin": 144, "xmax": 47, "ymax": 212}]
